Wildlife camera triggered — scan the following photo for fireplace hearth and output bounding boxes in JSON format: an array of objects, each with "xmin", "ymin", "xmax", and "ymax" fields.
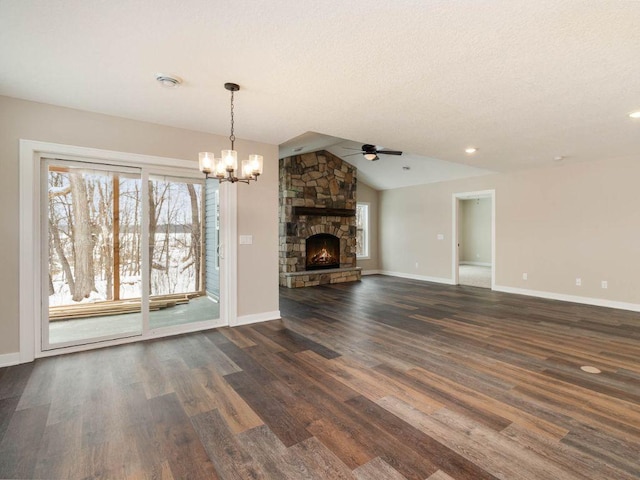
[{"xmin": 306, "ymin": 234, "xmax": 340, "ymax": 270}]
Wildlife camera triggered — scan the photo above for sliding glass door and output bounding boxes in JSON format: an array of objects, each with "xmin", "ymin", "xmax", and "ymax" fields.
[
  {"xmin": 147, "ymin": 174, "xmax": 219, "ymax": 329},
  {"xmin": 44, "ymin": 160, "xmax": 143, "ymax": 347},
  {"xmin": 43, "ymin": 159, "xmax": 220, "ymax": 351}
]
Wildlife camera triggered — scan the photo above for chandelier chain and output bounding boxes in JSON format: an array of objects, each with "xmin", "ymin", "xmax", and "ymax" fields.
[{"xmin": 229, "ymin": 90, "xmax": 236, "ymax": 149}]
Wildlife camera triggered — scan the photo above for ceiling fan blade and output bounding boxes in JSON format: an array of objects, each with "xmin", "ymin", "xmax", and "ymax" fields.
[
  {"xmin": 377, "ymin": 150, "xmax": 403, "ymax": 156},
  {"xmin": 342, "ymin": 152, "xmax": 363, "ymax": 157},
  {"xmin": 342, "ymin": 147, "xmax": 365, "ymax": 151}
]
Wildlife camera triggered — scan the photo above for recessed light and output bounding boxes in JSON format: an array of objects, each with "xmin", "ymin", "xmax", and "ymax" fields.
[
  {"xmin": 155, "ymin": 73, "xmax": 182, "ymax": 88},
  {"xmin": 554, "ymin": 155, "xmax": 565, "ymax": 162},
  {"xmin": 465, "ymin": 147, "xmax": 477, "ymax": 154},
  {"xmin": 629, "ymin": 111, "xmax": 640, "ymax": 119}
]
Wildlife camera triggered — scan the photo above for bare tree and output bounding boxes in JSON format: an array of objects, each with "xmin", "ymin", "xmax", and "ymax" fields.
[
  {"xmin": 50, "ymin": 173, "xmax": 203, "ymax": 302},
  {"xmin": 186, "ymin": 183, "xmax": 202, "ymax": 292},
  {"xmin": 97, "ymin": 179, "xmax": 113, "ymax": 300},
  {"xmin": 49, "ymin": 217, "xmax": 75, "ymax": 295},
  {"xmin": 48, "ymin": 174, "xmax": 75, "ymax": 298},
  {"xmin": 148, "ymin": 180, "xmax": 170, "ymax": 291},
  {"xmin": 68, "ymin": 172, "xmax": 96, "ymax": 301}
]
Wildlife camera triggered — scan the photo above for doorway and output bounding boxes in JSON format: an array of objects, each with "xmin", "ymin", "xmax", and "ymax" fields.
[
  {"xmin": 20, "ymin": 140, "xmax": 233, "ymax": 361},
  {"xmin": 453, "ymin": 190, "xmax": 495, "ymax": 289},
  {"xmin": 43, "ymin": 159, "xmax": 221, "ymax": 350}
]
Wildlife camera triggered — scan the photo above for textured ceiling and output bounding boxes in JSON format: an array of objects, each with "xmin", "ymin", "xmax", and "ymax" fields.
[{"xmin": 1, "ymin": 0, "xmax": 639, "ymax": 189}]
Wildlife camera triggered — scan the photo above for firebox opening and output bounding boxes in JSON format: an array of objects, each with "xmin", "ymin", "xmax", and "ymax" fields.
[{"xmin": 306, "ymin": 234, "xmax": 340, "ymax": 270}]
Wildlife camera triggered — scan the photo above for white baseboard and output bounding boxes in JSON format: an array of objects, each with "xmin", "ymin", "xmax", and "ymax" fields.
[
  {"xmin": 362, "ymin": 269, "xmax": 382, "ymax": 276},
  {"xmin": 460, "ymin": 261, "xmax": 492, "ymax": 267},
  {"xmin": 380, "ymin": 270, "xmax": 456, "ymax": 285},
  {"xmin": 233, "ymin": 310, "xmax": 281, "ymax": 327},
  {"xmin": 492, "ymin": 285, "xmax": 640, "ymax": 313},
  {"xmin": 0, "ymin": 352, "xmax": 21, "ymax": 368}
]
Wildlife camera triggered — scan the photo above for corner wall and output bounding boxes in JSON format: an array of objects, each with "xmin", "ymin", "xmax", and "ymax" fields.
[
  {"xmin": 0, "ymin": 95, "xmax": 279, "ymax": 358},
  {"xmin": 380, "ymin": 156, "xmax": 640, "ymax": 308}
]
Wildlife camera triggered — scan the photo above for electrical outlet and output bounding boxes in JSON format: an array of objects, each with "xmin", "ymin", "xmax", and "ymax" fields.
[
  {"xmin": 415, "ymin": 262, "xmax": 419, "ymax": 269},
  {"xmin": 522, "ymin": 273, "xmax": 528, "ymax": 280},
  {"xmin": 601, "ymin": 280, "xmax": 608, "ymax": 289},
  {"xmin": 576, "ymin": 278, "xmax": 582, "ymax": 286}
]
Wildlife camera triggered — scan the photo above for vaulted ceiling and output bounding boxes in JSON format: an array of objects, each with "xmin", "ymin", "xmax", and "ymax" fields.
[{"xmin": 1, "ymin": 1, "xmax": 639, "ymax": 189}]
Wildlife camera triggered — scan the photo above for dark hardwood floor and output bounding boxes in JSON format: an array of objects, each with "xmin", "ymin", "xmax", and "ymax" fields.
[{"xmin": 1, "ymin": 275, "xmax": 639, "ymax": 479}]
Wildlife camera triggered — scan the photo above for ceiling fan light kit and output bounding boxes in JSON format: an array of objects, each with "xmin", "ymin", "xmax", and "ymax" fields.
[{"xmin": 343, "ymin": 144, "xmax": 403, "ymax": 161}]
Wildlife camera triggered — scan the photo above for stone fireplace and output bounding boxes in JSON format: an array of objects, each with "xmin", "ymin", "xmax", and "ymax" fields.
[{"xmin": 279, "ymin": 150, "xmax": 362, "ymax": 288}]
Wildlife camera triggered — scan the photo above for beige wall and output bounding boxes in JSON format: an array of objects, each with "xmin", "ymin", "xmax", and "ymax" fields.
[
  {"xmin": 459, "ymin": 198, "xmax": 492, "ymax": 264},
  {"xmin": 380, "ymin": 155, "xmax": 640, "ymax": 305},
  {"xmin": 0, "ymin": 95, "xmax": 279, "ymax": 356},
  {"xmin": 357, "ymin": 181, "xmax": 380, "ymax": 272}
]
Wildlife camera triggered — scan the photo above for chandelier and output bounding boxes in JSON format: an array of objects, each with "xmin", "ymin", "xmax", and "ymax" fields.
[{"xmin": 199, "ymin": 82, "xmax": 263, "ymax": 183}]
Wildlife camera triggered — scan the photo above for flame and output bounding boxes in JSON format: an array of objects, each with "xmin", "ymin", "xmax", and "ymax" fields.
[{"xmin": 311, "ymin": 247, "xmax": 336, "ymax": 264}]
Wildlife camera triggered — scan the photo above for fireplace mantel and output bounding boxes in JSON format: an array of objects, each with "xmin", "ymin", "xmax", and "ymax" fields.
[{"xmin": 292, "ymin": 207, "xmax": 356, "ymax": 217}]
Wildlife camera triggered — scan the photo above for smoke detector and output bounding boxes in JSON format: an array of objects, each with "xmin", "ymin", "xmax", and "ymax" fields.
[{"xmin": 155, "ymin": 73, "xmax": 182, "ymax": 88}]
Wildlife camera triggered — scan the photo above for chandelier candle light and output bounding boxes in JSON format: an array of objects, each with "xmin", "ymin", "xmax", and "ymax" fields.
[{"xmin": 199, "ymin": 82, "xmax": 263, "ymax": 183}]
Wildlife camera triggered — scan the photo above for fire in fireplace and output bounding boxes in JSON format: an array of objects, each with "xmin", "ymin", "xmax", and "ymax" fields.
[{"xmin": 305, "ymin": 234, "xmax": 340, "ymax": 270}]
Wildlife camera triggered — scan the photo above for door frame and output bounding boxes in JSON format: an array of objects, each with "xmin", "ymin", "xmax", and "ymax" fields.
[
  {"xmin": 19, "ymin": 139, "xmax": 237, "ymax": 362},
  {"xmin": 452, "ymin": 189, "xmax": 496, "ymax": 288}
]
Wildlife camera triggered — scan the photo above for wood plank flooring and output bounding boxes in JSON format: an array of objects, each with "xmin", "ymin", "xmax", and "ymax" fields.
[{"xmin": 1, "ymin": 275, "xmax": 639, "ymax": 479}]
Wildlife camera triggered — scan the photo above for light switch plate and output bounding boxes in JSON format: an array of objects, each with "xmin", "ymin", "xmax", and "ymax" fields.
[
  {"xmin": 239, "ymin": 235, "xmax": 253, "ymax": 245},
  {"xmin": 437, "ymin": 234, "xmax": 444, "ymax": 240}
]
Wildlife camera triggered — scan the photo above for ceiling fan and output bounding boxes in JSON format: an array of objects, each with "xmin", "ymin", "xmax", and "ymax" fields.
[{"xmin": 343, "ymin": 144, "xmax": 403, "ymax": 161}]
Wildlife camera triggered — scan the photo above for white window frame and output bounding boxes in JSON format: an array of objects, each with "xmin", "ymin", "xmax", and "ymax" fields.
[
  {"xmin": 356, "ymin": 202, "xmax": 370, "ymax": 260},
  {"xmin": 19, "ymin": 139, "xmax": 237, "ymax": 362}
]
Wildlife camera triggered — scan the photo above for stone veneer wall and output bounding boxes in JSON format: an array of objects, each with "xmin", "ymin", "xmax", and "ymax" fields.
[{"xmin": 279, "ymin": 150, "xmax": 360, "ymax": 287}]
